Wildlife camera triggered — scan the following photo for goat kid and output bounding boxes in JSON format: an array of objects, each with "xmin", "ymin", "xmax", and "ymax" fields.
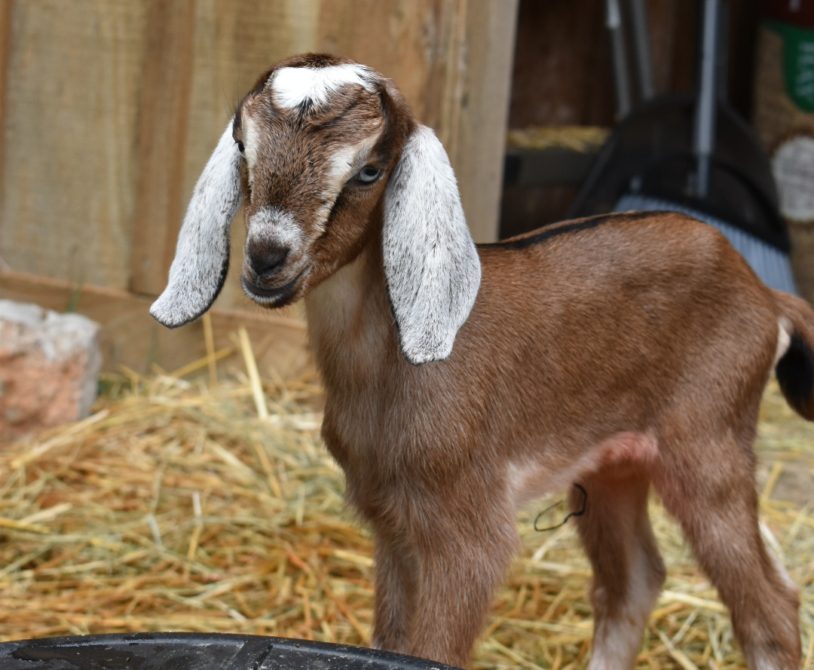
[{"xmin": 151, "ymin": 54, "xmax": 810, "ymax": 669}]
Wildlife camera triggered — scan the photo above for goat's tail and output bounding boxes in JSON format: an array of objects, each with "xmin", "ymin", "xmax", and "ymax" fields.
[{"xmin": 773, "ymin": 290, "xmax": 814, "ymax": 421}]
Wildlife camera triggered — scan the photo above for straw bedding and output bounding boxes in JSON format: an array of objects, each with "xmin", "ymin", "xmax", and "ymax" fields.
[{"xmin": 0, "ymin": 336, "xmax": 811, "ymax": 669}]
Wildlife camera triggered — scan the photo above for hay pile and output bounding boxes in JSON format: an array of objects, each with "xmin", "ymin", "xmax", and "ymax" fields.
[{"xmin": 0, "ymin": 336, "xmax": 811, "ymax": 669}]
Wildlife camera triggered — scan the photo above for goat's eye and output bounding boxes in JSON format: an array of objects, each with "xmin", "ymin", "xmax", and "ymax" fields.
[
  {"xmin": 355, "ymin": 165, "xmax": 382, "ymax": 184},
  {"xmin": 236, "ymin": 140, "xmax": 245, "ymax": 154}
]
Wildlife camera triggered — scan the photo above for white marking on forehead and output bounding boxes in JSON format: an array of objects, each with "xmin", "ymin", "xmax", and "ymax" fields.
[{"xmin": 271, "ymin": 64, "xmax": 375, "ymax": 109}]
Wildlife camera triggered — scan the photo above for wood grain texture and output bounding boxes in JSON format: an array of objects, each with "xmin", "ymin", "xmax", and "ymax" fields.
[
  {"xmin": 129, "ymin": 0, "xmax": 196, "ymax": 296},
  {"xmin": 509, "ymin": 0, "xmax": 613, "ymax": 128},
  {"xmin": 0, "ymin": 1, "xmax": 147, "ymax": 289},
  {"xmin": 0, "ymin": 0, "xmax": 11, "ymax": 218},
  {"xmin": 453, "ymin": 0, "xmax": 518, "ymax": 242}
]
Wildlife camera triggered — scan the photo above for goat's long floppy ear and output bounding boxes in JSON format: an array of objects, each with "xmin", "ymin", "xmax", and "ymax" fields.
[
  {"xmin": 383, "ymin": 125, "xmax": 482, "ymax": 364},
  {"xmin": 150, "ymin": 121, "xmax": 242, "ymax": 328}
]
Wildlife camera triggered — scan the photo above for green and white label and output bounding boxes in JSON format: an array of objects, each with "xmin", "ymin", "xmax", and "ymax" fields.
[{"xmin": 768, "ymin": 21, "xmax": 814, "ymax": 113}]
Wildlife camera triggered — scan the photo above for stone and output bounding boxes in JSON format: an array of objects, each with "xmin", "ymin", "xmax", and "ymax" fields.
[{"xmin": 0, "ymin": 300, "xmax": 101, "ymax": 444}]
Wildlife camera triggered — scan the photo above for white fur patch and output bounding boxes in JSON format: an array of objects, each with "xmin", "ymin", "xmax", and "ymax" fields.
[
  {"xmin": 506, "ymin": 431, "xmax": 658, "ymax": 507},
  {"xmin": 507, "ymin": 455, "xmax": 601, "ymax": 508},
  {"xmin": 150, "ymin": 121, "xmax": 242, "ymax": 327},
  {"xmin": 271, "ymin": 64, "xmax": 375, "ymax": 109},
  {"xmin": 751, "ymin": 656, "xmax": 782, "ymax": 670},
  {"xmin": 759, "ymin": 520, "xmax": 798, "ymax": 594},
  {"xmin": 383, "ymin": 125, "xmax": 481, "ymax": 364},
  {"xmin": 247, "ymin": 207, "xmax": 304, "ymax": 252},
  {"xmin": 242, "ymin": 113, "xmax": 261, "ymax": 189},
  {"xmin": 775, "ymin": 317, "xmax": 793, "ymax": 366},
  {"xmin": 318, "ymin": 130, "xmax": 383, "ymax": 224},
  {"xmin": 327, "ymin": 133, "xmax": 379, "ymax": 186},
  {"xmin": 589, "ymin": 547, "xmax": 660, "ymax": 669}
]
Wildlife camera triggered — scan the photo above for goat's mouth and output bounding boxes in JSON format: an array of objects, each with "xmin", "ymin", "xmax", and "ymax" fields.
[{"xmin": 241, "ymin": 268, "xmax": 307, "ymax": 307}]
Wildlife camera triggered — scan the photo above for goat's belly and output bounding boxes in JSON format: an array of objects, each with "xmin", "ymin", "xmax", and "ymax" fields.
[{"xmin": 506, "ymin": 431, "xmax": 658, "ymax": 507}]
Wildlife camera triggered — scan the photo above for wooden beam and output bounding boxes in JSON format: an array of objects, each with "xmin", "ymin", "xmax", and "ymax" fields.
[
  {"xmin": 0, "ymin": 0, "xmax": 12, "ymax": 207},
  {"xmin": 452, "ymin": 0, "xmax": 519, "ymax": 243},
  {"xmin": 0, "ymin": 1, "xmax": 149, "ymax": 290},
  {"xmin": 129, "ymin": 0, "xmax": 196, "ymax": 296},
  {"xmin": 0, "ymin": 271, "xmax": 312, "ymax": 380}
]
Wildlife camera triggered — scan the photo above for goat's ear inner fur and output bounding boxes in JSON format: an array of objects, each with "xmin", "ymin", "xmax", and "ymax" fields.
[
  {"xmin": 150, "ymin": 121, "xmax": 242, "ymax": 328},
  {"xmin": 383, "ymin": 125, "xmax": 482, "ymax": 364}
]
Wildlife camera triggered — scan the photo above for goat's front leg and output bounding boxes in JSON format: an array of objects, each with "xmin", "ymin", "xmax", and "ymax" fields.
[
  {"xmin": 372, "ymin": 531, "xmax": 415, "ymax": 652},
  {"xmin": 404, "ymin": 494, "xmax": 518, "ymax": 667}
]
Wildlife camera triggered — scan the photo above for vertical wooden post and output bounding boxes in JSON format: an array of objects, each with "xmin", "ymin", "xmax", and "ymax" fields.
[
  {"xmin": 0, "ymin": 0, "xmax": 14, "ymax": 243},
  {"xmin": 451, "ymin": 0, "xmax": 518, "ymax": 243},
  {"xmin": 129, "ymin": 0, "xmax": 196, "ymax": 297}
]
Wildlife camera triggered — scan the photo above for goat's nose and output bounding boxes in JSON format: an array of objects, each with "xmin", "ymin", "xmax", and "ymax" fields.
[{"xmin": 249, "ymin": 246, "xmax": 289, "ymax": 279}]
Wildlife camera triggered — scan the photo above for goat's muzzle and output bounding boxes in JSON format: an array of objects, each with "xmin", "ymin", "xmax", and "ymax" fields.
[
  {"xmin": 241, "ymin": 244, "xmax": 307, "ymax": 306},
  {"xmin": 248, "ymin": 244, "xmax": 289, "ymax": 279},
  {"xmin": 241, "ymin": 269, "xmax": 306, "ymax": 306}
]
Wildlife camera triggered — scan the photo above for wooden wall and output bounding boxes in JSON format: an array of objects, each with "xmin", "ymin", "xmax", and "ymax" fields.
[
  {"xmin": 509, "ymin": 0, "xmax": 760, "ymax": 129},
  {"xmin": 0, "ymin": 0, "xmax": 517, "ymax": 374}
]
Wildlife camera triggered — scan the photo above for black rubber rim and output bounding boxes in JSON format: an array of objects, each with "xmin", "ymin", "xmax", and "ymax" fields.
[{"xmin": 0, "ymin": 633, "xmax": 460, "ymax": 670}]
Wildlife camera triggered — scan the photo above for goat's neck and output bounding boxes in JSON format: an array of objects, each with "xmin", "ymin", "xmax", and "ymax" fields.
[{"xmin": 304, "ymin": 240, "xmax": 395, "ymax": 389}]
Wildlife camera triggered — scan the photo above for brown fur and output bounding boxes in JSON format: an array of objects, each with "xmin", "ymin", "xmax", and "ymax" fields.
[{"xmin": 195, "ymin": 56, "xmax": 813, "ymax": 668}]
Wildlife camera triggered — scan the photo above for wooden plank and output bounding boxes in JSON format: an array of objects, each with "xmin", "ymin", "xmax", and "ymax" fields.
[
  {"xmin": 0, "ymin": 0, "xmax": 12, "ymax": 210},
  {"xmin": 128, "ymin": 0, "xmax": 196, "ymax": 297},
  {"xmin": 315, "ymin": 0, "xmax": 458, "ymax": 130},
  {"xmin": 0, "ymin": 1, "xmax": 147, "ymax": 290},
  {"xmin": 508, "ymin": 0, "xmax": 613, "ymax": 128},
  {"xmin": 452, "ymin": 0, "xmax": 518, "ymax": 242},
  {"xmin": 0, "ymin": 270, "xmax": 311, "ymax": 380}
]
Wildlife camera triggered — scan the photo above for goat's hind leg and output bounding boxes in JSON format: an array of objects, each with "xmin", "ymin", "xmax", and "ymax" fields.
[
  {"xmin": 654, "ymin": 431, "xmax": 801, "ymax": 669},
  {"xmin": 572, "ymin": 471, "xmax": 665, "ymax": 670}
]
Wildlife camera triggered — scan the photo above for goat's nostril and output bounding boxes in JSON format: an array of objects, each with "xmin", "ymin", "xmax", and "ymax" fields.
[{"xmin": 250, "ymin": 247, "xmax": 289, "ymax": 279}]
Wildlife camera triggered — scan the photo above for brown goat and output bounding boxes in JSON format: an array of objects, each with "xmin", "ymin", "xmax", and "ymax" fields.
[{"xmin": 151, "ymin": 54, "xmax": 811, "ymax": 669}]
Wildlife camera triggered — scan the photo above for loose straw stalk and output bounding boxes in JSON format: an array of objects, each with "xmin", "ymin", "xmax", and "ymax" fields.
[{"xmin": 238, "ymin": 327, "xmax": 268, "ymax": 420}]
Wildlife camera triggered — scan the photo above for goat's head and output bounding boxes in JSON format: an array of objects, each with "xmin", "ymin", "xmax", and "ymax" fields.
[{"xmin": 150, "ymin": 54, "xmax": 481, "ymax": 364}]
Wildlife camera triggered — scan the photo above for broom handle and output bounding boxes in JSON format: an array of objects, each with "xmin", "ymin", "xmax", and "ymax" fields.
[
  {"xmin": 606, "ymin": 0, "xmax": 631, "ymax": 118},
  {"xmin": 630, "ymin": 0, "xmax": 654, "ymax": 101},
  {"xmin": 693, "ymin": 0, "xmax": 720, "ymax": 197}
]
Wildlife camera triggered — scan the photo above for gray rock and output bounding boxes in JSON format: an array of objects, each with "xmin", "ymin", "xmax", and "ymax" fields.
[{"xmin": 0, "ymin": 300, "xmax": 102, "ymax": 443}]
